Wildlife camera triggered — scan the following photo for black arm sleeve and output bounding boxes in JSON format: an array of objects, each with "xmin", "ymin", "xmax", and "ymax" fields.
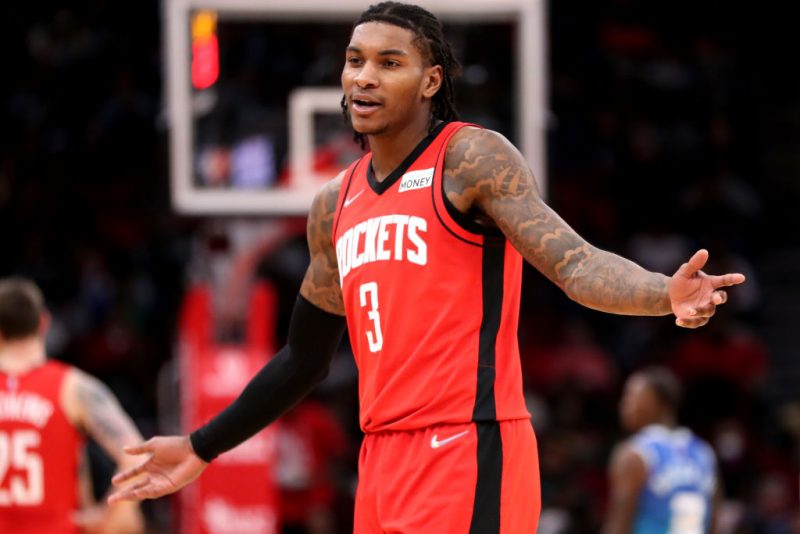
[{"xmin": 189, "ymin": 295, "xmax": 346, "ymax": 462}]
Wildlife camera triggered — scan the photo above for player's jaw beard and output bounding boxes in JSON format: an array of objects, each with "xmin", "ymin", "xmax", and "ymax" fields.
[
  {"xmin": 350, "ymin": 115, "xmax": 390, "ymax": 137},
  {"xmin": 355, "ymin": 124, "xmax": 389, "ymax": 137}
]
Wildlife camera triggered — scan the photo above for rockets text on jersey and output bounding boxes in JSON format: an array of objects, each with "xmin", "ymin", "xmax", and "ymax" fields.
[{"xmin": 335, "ymin": 214, "xmax": 428, "ymax": 284}]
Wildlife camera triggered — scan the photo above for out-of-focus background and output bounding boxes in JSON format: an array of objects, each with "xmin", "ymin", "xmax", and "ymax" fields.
[{"xmin": 1, "ymin": 0, "xmax": 798, "ymax": 532}]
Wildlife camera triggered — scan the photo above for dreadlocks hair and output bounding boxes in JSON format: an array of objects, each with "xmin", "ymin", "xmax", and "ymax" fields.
[{"xmin": 341, "ymin": 2, "xmax": 463, "ymax": 149}]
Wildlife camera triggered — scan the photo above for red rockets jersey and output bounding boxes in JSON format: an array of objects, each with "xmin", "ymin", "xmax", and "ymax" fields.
[
  {"xmin": 332, "ymin": 121, "xmax": 530, "ymax": 433},
  {"xmin": 0, "ymin": 361, "xmax": 83, "ymax": 533}
]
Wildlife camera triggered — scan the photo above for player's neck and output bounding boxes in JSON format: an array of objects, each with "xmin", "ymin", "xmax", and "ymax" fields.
[
  {"xmin": 0, "ymin": 337, "xmax": 47, "ymax": 375},
  {"xmin": 368, "ymin": 114, "xmax": 432, "ymax": 182},
  {"xmin": 647, "ymin": 415, "xmax": 677, "ymax": 429}
]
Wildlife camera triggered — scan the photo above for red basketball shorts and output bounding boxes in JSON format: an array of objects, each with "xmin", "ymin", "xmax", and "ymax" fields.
[{"xmin": 353, "ymin": 419, "xmax": 541, "ymax": 533}]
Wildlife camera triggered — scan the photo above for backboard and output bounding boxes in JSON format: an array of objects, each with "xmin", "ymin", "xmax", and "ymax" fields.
[{"xmin": 164, "ymin": 0, "xmax": 547, "ymax": 214}]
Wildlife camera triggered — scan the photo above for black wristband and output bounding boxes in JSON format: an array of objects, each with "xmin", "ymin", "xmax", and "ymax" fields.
[{"xmin": 190, "ymin": 295, "xmax": 345, "ymax": 462}]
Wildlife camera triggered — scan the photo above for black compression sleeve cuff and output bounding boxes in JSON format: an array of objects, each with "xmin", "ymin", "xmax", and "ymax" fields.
[{"xmin": 189, "ymin": 296, "xmax": 346, "ymax": 462}]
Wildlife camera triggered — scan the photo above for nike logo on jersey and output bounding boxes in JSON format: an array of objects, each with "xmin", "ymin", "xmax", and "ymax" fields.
[
  {"xmin": 398, "ymin": 168, "xmax": 434, "ymax": 192},
  {"xmin": 430, "ymin": 430, "xmax": 469, "ymax": 449},
  {"xmin": 344, "ymin": 189, "xmax": 365, "ymax": 208}
]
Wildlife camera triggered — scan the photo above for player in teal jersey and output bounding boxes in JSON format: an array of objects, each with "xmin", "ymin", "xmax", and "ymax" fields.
[{"xmin": 604, "ymin": 367, "xmax": 720, "ymax": 534}]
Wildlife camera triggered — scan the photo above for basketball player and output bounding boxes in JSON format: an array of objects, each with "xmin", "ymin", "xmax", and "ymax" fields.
[
  {"xmin": 604, "ymin": 368, "xmax": 720, "ymax": 534},
  {"xmin": 0, "ymin": 277, "xmax": 145, "ymax": 533},
  {"xmin": 108, "ymin": 3, "xmax": 745, "ymax": 532}
]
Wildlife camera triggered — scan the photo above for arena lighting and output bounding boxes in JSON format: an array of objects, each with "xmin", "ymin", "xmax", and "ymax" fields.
[{"xmin": 191, "ymin": 10, "xmax": 219, "ymax": 90}]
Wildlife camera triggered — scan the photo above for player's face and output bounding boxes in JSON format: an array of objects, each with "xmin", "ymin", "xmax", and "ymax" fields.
[
  {"xmin": 342, "ymin": 22, "xmax": 442, "ymax": 136},
  {"xmin": 619, "ymin": 375, "xmax": 660, "ymax": 432}
]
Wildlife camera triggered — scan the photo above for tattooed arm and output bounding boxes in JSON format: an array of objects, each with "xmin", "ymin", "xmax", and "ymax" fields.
[
  {"xmin": 63, "ymin": 369, "xmax": 146, "ymax": 533},
  {"xmin": 444, "ymin": 127, "xmax": 745, "ymax": 326},
  {"xmin": 299, "ymin": 172, "xmax": 346, "ymax": 315},
  {"xmin": 63, "ymin": 369, "xmax": 144, "ymax": 468}
]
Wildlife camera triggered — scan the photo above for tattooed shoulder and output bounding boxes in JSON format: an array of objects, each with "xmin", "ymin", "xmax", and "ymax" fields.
[
  {"xmin": 72, "ymin": 370, "xmax": 141, "ymax": 457},
  {"xmin": 443, "ymin": 126, "xmax": 586, "ymax": 290},
  {"xmin": 307, "ymin": 173, "xmax": 343, "ymax": 246},
  {"xmin": 300, "ymin": 172, "xmax": 346, "ymax": 315},
  {"xmin": 443, "ymin": 127, "xmax": 540, "ymax": 222}
]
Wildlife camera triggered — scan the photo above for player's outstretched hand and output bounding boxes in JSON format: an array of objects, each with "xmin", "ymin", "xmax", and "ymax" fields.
[
  {"xmin": 107, "ymin": 436, "xmax": 208, "ymax": 503},
  {"xmin": 668, "ymin": 249, "xmax": 746, "ymax": 329}
]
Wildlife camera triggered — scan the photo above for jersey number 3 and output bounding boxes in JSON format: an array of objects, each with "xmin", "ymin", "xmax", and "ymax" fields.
[
  {"xmin": 0, "ymin": 430, "xmax": 44, "ymax": 506},
  {"xmin": 359, "ymin": 282, "xmax": 384, "ymax": 352}
]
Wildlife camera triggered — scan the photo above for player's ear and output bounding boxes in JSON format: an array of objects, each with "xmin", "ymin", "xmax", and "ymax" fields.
[{"xmin": 421, "ymin": 65, "xmax": 443, "ymax": 99}]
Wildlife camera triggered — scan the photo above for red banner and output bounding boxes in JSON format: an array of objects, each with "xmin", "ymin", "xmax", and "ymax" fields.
[{"xmin": 178, "ymin": 284, "xmax": 279, "ymax": 534}]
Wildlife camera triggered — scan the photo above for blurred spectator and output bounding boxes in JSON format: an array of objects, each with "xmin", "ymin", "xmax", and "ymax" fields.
[
  {"xmin": 670, "ymin": 312, "xmax": 768, "ymax": 391},
  {"xmin": 276, "ymin": 398, "xmax": 349, "ymax": 534},
  {"xmin": 626, "ymin": 214, "xmax": 692, "ymax": 275},
  {"xmin": 734, "ymin": 473, "xmax": 796, "ymax": 534},
  {"xmin": 521, "ymin": 316, "xmax": 617, "ymax": 395}
]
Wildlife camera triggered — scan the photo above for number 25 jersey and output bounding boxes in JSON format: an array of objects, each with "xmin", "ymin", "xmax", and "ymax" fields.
[
  {"xmin": 0, "ymin": 360, "xmax": 83, "ymax": 533},
  {"xmin": 332, "ymin": 121, "xmax": 530, "ymax": 433}
]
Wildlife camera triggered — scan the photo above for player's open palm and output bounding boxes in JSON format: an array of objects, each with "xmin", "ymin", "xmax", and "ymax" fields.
[
  {"xmin": 668, "ymin": 249, "xmax": 746, "ymax": 328},
  {"xmin": 107, "ymin": 436, "xmax": 208, "ymax": 503}
]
